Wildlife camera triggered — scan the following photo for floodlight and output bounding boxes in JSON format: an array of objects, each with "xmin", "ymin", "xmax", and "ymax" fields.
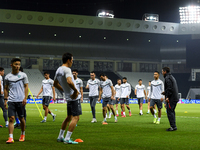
[
  {"xmin": 97, "ymin": 9, "xmax": 114, "ymax": 18},
  {"xmin": 142, "ymin": 13, "xmax": 159, "ymax": 22}
]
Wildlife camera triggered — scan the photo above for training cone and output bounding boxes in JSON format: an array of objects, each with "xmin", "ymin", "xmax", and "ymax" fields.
[
  {"xmin": 74, "ymin": 139, "xmax": 83, "ymax": 142},
  {"xmin": 0, "ymin": 125, "xmax": 3, "ymax": 128},
  {"xmin": 184, "ymin": 111, "xmax": 187, "ymax": 113}
]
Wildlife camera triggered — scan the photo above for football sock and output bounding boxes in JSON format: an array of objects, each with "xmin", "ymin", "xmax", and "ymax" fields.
[
  {"xmin": 158, "ymin": 118, "xmax": 161, "ymax": 121},
  {"xmin": 9, "ymin": 134, "xmax": 13, "ymax": 139},
  {"xmin": 116, "ymin": 110, "xmax": 118, "ymax": 114},
  {"xmin": 123, "ymin": 112, "xmax": 126, "ymax": 116},
  {"xmin": 64, "ymin": 131, "xmax": 72, "ymax": 141},
  {"xmin": 140, "ymin": 110, "xmax": 143, "ymax": 114},
  {"xmin": 58, "ymin": 129, "xmax": 65, "ymax": 138},
  {"xmin": 154, "ymin": 114, "xmax": 157, "ymax": 118},
  {"xmin": 44, "ymin": 116, "xmax": 47, "ymax": 120},
  {"xmin": 51, "ymin": 112, "xmax": 54, "ymax": 116},
  {"xmin": 21, "ymin": 131, "xmax": 25, "ymax": 135}
]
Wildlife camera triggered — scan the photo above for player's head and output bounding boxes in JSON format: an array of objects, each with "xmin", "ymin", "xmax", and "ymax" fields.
[
  {"xmin": 44, "ymin": 71, "xmax": 50, "ymax": 79},
  {"xmin": 99, "ymin": 73, "xmax": 106, "ymax": 81},
  {"xmin": 0, "ymin": 67, "xmax": 4, "ymax": 76},
  {"xmin": 149, "ymin": 81, "xmax": 151, "ymax": 86},
  {"xmin": 122, "ymin": 77, "xmax": 127, "ymax": 83},
  {"xmin": 72, "ymin": 69, "xmax": 78, "ymax": 79},
  {"xmin": 162, "ymin": 67, "xmax": 170, "ymax": 77},
  {"xmin": 62, "ymin": 53, "xmax": 73, "ymax": 67},
  {"xmin": 138, "ymin": 79, "xmax": 142, "ymax": 85},
  {"xmin": 90, "ymin": 71, "xmax": 96, "ymax": 80},
  {"xmin": 19, "ymin": 67, "xmax": 23, "ymax": 72},
  {"xmin": 117, "ymin": 79, "xmax": 121, "ymax": 85},
  {"xmin": 154, "ymin": 71, "xmax": 160, "ymax": 80},
  {"xmin": 10, "ymin": 58, "xmax": 21, "ymax": 72}
]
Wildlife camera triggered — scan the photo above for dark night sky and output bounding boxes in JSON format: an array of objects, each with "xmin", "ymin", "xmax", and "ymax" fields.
[{"xmin": 0, "ymin": 0, "xmax": 199, "ymax": 23}]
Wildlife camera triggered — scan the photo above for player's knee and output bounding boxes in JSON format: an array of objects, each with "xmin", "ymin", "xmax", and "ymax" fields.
[
  {"xmin": 9, "ymin": 116, "xmax": 15, "ymax": 122},
  {"xmin": 150, "ymin": 106, "xmax": 153, "ymax": 109}
]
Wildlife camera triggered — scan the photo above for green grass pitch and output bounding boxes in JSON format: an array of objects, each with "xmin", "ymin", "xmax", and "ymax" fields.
[{"xmin": 0, "ymin": 103, "xmax": 200, "ymax": 150}]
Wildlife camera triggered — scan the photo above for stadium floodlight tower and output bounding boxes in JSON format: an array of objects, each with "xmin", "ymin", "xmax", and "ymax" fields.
[
  {"xmin": 142, "ymin": 13, "xmax": 159, "ymax": 22},
  {"xmin": 97, "ymin": 9, "xmax": 114, "ymax": 18},
  {"xmin": 179, "ymin": 5, "xmax": 200, "ymax": 24}
]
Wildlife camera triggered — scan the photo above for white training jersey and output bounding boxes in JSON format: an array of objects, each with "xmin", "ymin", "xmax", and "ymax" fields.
[
  {"xmin": 5, "ymin": 72, "xmax": 29, "ymax": 102},
  {"xmin": 100, "ymin": 79, "xmax": 113, "ymax": 98},
  {"xmin": 121, "ymin": 82, "xmax": 131, "ymax": 98},
  {"xmin": 74, "ymin": 77, "xmax": 83, "ymax": 98},
  {"xmin": 114, "ymin": 84, "xmax": 121, "ymax": 98},
  {"xmin": 149, "ymin": 79, "xmax": 164, "ymax": 100},
  {"xmin": 0, "ymin": 75, "xmax": 3, "ymax": 96},
  {"xmin": 135, "ymin": 84, "xmax": 145, "ymax": 98},
  {"xmin": 54, "ymin": 66, "xmax": 79, "ymax": 101},
  {"xmin": 42, "ymin": 78, "xmax": 54, "ymax": 97},
  {"xmin": 87, "ymin": 78, "xmax": 100, "ymax": 97},
  {"xmin": 147, "ymin": 86, "xmax": 151, "ymax": 98}
]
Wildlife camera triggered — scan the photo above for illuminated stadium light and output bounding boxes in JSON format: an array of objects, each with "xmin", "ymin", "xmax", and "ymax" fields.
[
  {"xmin": 97, "ymin": 9, "xmax": 114, "ymax": 18},
  {"xmin": 142, "ymin": 13, "xmax": 159, "ymax": 22},
  {"xmin": 179, "ymin": 6, "xmax": 200, "ymax": 24}
]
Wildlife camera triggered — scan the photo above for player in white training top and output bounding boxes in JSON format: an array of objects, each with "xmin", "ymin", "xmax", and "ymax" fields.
[
  {"xmin": 86, "ymin": 71, "xmax": 100, "ymax": 123},
  {"xmin": 149, "ymin": 71, "xmax": 164, "ymax": 124},
  {"xmin": 54, "ymin": 53, "xmax": 81, "ymax": 144},
  {"xmin": 114, "ymin": 79, "xmax": 122, "ymax": 117},
  {"xmin": 147, "ymin": 81, "xmax": 157, "ymax": 114},
  {"xmin": 0, "ymin": 67, "xmax": 8, "ymax": 127},
  {"xmin": 135, "ymin": 79, "xmax": 147, "ymax": 115},
  {"xmin": 4, "ymin": 58, "xmax": 29, "ymax": 143},
  {"xmin": 36, "ymin": 71, "xmax": 56, "ymax": 123},
  {"xmin": 98, "ymin": 73, "xmax": 117, "ymax": 124}
]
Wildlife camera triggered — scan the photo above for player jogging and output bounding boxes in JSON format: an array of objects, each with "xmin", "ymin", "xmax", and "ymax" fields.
[
  {"xmin": 149, "ymin": 71, "xmax": 164, "ymax": 124},
  {"xmin": 135, "ymin": 79, "xmax": 147, "ymax": 115},
  {"xmin": 98, "ymin": 73, "xmax": 117, "ymax": 124},
  {"xmin": 120, "ymin": 77, "xmax": 131, "ymax": 117},
  {"xmin": 114, "ymin": 79, "xmax": 122, "ymax": 117},
  {"xmin": 4, "ymin": 58, "xmax": 28, "ymax": 143},
  {"xmin": 86, "ymin": 71, "xmax": 100, "ymax": 123},
  {"xmin": 55, "ymin": 53, "xmax": 81, "ymax": 144},
  {"xmin": 37, "ymin": 71, "xmax": 56, "ymax": 123}
]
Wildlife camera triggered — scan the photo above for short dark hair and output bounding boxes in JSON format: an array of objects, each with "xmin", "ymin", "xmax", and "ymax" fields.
[
  {"xmin": 99, "ymin": 73, "xmax": 105, "ymax": 77},
  {"xmin": 117, "ymin": 78, "xmax": 121, "ymax": 81},
  {"xmin": 90, "ymin": 71, "xmax": 95, "ymax": 74},
  {"xmin": 138, "ymin": 79, "xmax": 142, "ymax": 82},
  {"xmin": 11, "ymin": 58, "xmax": 21, "ymax": 64},
  {"xmin": 149, "ymin": 81, "xmax": 151, "ymax": 82},
  {"xmin": 72, "ymin": 69, "xmax": 78, "ymax": 73},
  {"xmin": 123, "ymin": 77, "xmax": 127, "ymax": 80},
  {"xmin": 44, "ymin": 71, "xmax": 49, "ymax": 75},
  {"xmin": 19, "ymin": 67, "xmax": 23, "ymax": 72},
  {"xmin": 62, "ymin": 53, "xmax": 73, "ymax": 64},
  {"xmin": 162, "ymin": 67, "xmax": 170, "ymax": 73},
  {"xmin": 154, "ymin": 71, "xmax": 160, "ymax": 74},
  {"xmin": 0, "ymin": 67, "xmax": 4, "ymax": 72}
]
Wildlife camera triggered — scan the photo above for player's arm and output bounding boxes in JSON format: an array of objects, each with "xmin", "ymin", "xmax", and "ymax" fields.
[
  {"xmin": 22, "ymin": 83, "xmax": 28, "ymax": 106},
  {"xmin": 4, "ymin": 85, "xmax": 8, "ymax": 110},
  {"xmin": 53, "ymin": 80, "xmax": 64, "ymax": 92},
  {"xmin": 36, "ymin": 86, "xmax": 43, "ymax": 99},
  {"xmin": 144, "ymin": 90, "xmax": 147, "ymax": 99},
  {"xmin": 52, "ymin": 86, "xmax": 56, "ymax": 101},
  {"xmin": 134, "ymin": 88, "xmax": 137, "ymax": 96},
  {"xmin": 66, "ymin": 77, "xmax": 79, "ymax": 100},
  {"xmin": 127, "ymin": 84, "xmax": 131, "ymax": 98},
  {"xmin": 0, "ymin": 80, "xmax": 2, "ymax": 95},
  {"xmin": 80, "ymin": 87, "xmax": 83, "ymax": 102},
  {"xmin": 111, "ymin": 86, "xmax": 115, "ymax": 100},
  {"xmin": 160, "ymin": 82, "xmax": 165, "ymax": 102},
  {"xmin": 149, "ymin": 84, "xmax": 152, "ymax": 102},
  {"xmin": 98, "ymin": 87, "xmax": 102, "ymax": 102}
]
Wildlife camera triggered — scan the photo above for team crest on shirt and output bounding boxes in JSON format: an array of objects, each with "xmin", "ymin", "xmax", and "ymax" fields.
[{"xmin": 18, "ymin": 75, "xmax": 21, "ymax": 78}]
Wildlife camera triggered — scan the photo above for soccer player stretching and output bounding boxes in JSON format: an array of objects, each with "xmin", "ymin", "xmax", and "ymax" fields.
[
  {"xmin": 4, "ymin": 58, "xmax": 29, "ymax": 143},
  {"xmin": 149, "ymin": 71, "xmax": 164, "ymax": 124},
  {"xmin": 98, "ymin": 73, "xmax": 117, "ymax": 124},
  {"xmin": 37, "ymin": 71, "xmax": 56, "ymax": 123},
  {"xmin": 55, "ymin": 53, "xmax": 81, "ymax": 144},
  {"xmin": 86, "ymin": 71, "xmax": 100, "ymax": 123}
]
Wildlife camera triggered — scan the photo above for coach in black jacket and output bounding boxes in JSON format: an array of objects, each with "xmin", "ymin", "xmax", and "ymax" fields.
[{"xmin": 162, "ymin": 67, "xmax": 179, "ymax": 131}]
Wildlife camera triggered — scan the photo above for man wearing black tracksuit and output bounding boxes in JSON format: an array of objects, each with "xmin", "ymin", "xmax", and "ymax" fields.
[{"xmin": 162, "ymin": 67, "xmax": 179, "ymax": 131}]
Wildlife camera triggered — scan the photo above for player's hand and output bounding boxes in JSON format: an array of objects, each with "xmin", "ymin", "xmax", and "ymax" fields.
[
  {"xmin": 70, "ymin": 90, "xmax": 79, "ymax": 100},
  {"xmin": 36, "ymin": 95, "xmax": 39, "ymax": 99},
  {"xmin": 98, "ymin": 98, "xmax": 101, "ymax": 102},
  {"xmin": 53, "ymin": 97, "xmax": 56, "ymax": 101},
  {"xmin": 22, "ymin": 98, "xmax": 27, "ymax": 106},
  {"xmin": 160, "ymin": 98, "xmax": 164, "ymax": 102},
  {"xmin": 126, "ymin": 95, "xmax": 128, "ymax": 98},
  {"xmin": 1, "ymin": 91, "xmax": 3, "ymax": 95},
  {"xmin": 4, "ymin": 101, "xmax": 8, "ymax": 110},
  {"xmin": 161, "ymin": 92, "xmax": 165, "ymax": 95},
  {"xmin": 111, "ymin": 96, "xmax": 115, "ymax": 100},
  {"xmin": 165, "ymin": 98, "xmax": 169, "ymax": 103},
  {"xmin": 81, "ymin": 97, "xmax": 83, "ymax": 103},
  {"xmin": 117, "ymin": 98, "xmax": 120, "ymax": 101},
  {"xmin": 145, "ymin": 96, "xmax": 147, "ymax": 100}
]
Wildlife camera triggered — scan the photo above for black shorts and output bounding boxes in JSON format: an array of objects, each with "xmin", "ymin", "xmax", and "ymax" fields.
[
  {"xmin": 102, "ymin": 98, "xmax": 114, "ymax": 107},
  {"xmin": 115, "ymin": 98, "xmax": 120, "ymax": 104},
  {"xmin": 42, "ymin": 96, "xmax": 52, "ymax": 106},
  {"xmin": 150, "ymin": 99, "xmax": 163, "ymax": 109},
  {"xmin": 8, "ymin": 102, "xmax": 25, "ymax": 118},
  {"xmin": 120, "ymin": 98, "xmax": 129, "ymax": 105},
  {"xmin": 67, "ymin": 99, "xmax": 82, "ymax": 116},
  {"xmin": 137, "ymin": 98, "xmax": 144, "ymax": 105}
]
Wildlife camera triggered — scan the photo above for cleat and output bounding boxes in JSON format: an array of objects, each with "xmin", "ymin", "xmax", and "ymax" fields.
[
  {"xmin": 14, "ymin": 123, "xmax": 20, "ymax": 128},
  {"xmin": 40, "ymin": 120, "xmax": 46, "ymax": 123},
  {"xmin": 53, "ymin": 115, "xmax": 56, "ymax": 122},
  {"xmin": 166, "ymin": 127, "xmax": 177, "ymax": 131},
  {"xmin": 153, "ymin": 118, "xmax": 157, "ymax": 124},
  {"xmin": 6, "ymin": 137, "xmax": 14, "ymax": 144},
  {"xmin": 64, "ymin": 139, "xmax": 78, "ymax": 144},
  {"xmin": 121, "ymin": 111, "xmax": 123, "ymax": 116},
  {"xmin": 57, "ymin": 137, "xmax": 64, "ymax": 142},
  {"xmin": 102, "ymin": 121, "xmax": 108, "ymax": 125},
  {"xmin": 156, "ymin": 120, "xmax": 160, "ymax": 124},
  {"xmin": 19, "ymin": 135, "xmax": 25, "ymax": 142},
  {"xmin": 91, "ymin": 118, "xmax": 97, "ymax": 123},
  {"xmin": 129, "ymin": 112, "xmax": 132, "ymax": 116},
  {"xmin": 116, "ymin": 114, "xmax": 119, "ymax": 117},
  {"xmin": 115, "ymin": 118, "xmax": 118, "ymax": 123},
  {"xmin": 146, "ymin": 112, "xmax": 149, "ymax": 114},
  {"xmin": 139, "ymin": 113, "xmax": 143, "ymax": 116},
  {"xmin": 121, "ymin": 115, "xmax": 126, "ymax": 118}
]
